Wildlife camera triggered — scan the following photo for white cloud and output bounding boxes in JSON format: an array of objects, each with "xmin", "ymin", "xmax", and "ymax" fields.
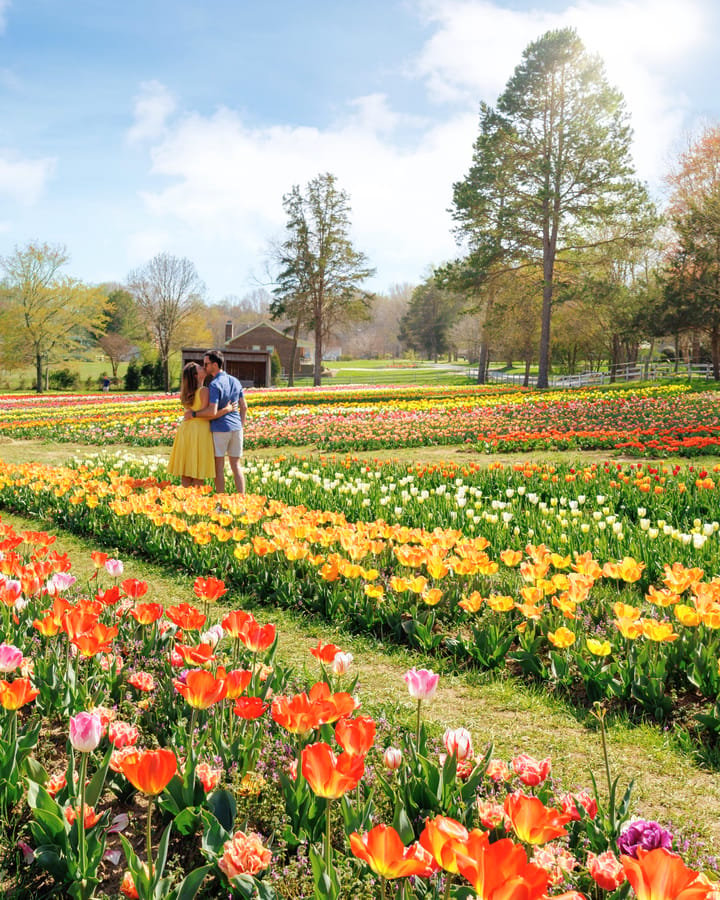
[
  {"xmin": 126, "ymin": 80, "xmax": 177, "ymax": 145},
  {"xmin": 128, "ymin": 0, "xmax": 712, "ymax": 296},
  {"xmin": 0, "ymin": 1, "xmax": 10, "ymax": 32},
  {"xmin": 0, "ymin": 152, "xmax": 55, "ymax": 204},
  {"xmin": 131, "ymin": 96, "xmax": 475, "ymax": 294},
  {"xmin": 412, "ymin": 0, "xmax": 711, "ymax": 185}
]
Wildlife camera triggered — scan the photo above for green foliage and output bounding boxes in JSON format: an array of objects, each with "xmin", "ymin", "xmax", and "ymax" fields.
[
  {"xmin": 271, "ymin": 172, "xmax": 376, "ymax": 386},
  {"xmin": 451, "ymin": 28, "xmax": 656, "ymax": 388},
  {"xmin": 124, "ymin": 361, "xmax": 142, "ymax": 391}
]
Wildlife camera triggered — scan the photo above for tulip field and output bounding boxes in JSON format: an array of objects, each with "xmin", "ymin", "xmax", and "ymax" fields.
[
  {"xmin": 1, "ymin": 382, "xmax": 719, "ymax": 454},
  {"xmin": 1, "ymin": 384, "xmax": 720, "ymax": 899}
]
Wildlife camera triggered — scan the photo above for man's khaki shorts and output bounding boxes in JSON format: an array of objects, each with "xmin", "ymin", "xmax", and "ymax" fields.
[{"xmin": 212, "ymin": 430, "xmax": 243, "ymax": 458}]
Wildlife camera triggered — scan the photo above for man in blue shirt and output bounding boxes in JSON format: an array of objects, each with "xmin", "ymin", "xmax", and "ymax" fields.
[{"xmin": 187, "ymin": 349, "xmax": 247, "ymax": 493}]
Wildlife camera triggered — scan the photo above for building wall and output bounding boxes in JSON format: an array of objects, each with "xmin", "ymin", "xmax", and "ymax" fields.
[{"xmin": 227, "ymin": 325, "xmax": 309, "ymax": 375}]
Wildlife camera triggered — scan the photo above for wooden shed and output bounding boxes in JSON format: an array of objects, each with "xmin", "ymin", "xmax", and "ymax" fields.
[
  {"xmin": 225, "ymin": 321, "xmax": 312, "ymax": 376},
  {"xmin": 180, "ymin": 347, "xmax": 272, "ymax": 388}
]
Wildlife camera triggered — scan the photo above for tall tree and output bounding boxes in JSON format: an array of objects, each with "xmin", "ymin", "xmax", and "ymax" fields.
[
  {"xmin": 126, "ymin": 253, "xmax": 205, "ymax": 392},
  {"xmin": 451, "ymin": 28, "xmax": 654, "ymax": 387},
  {"xmin": 271, "ymin": 172, "xmax": 375, "ymax": 385},
  {"xmin": 0, "ymin": 242, "xmax": 109, "ymax": 392}
]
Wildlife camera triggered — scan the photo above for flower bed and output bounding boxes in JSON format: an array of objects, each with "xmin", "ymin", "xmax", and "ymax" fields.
[
  {"xmin": 2, "ymin": 384, "xmax": 719, "ymax": 455},
  {"xmin": 1, "ymin": 520, "xmax": 718, "ymax": 899},
  {"xmin": 2, "ymin": 455, "xmax": 720, "ymax": 737}
]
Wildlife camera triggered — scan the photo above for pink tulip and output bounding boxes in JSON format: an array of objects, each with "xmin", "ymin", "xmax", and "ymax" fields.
[
  {"xmin": 46, "ymin": 572, "xmax": 77, "ymax": 595},
  {"xmin": 104, "ymin": 558, "xmax": 124, "ymax": 578},
  {"xmin": 69, "ymin": 712, "xmax": 104, "ymax": 753},
  {"xmin": 403, "ymin": 667, "xmax": 439, "ymax": 701},
  {"xmin": 0, "ymin": 643, "xmax": 23, "ymax": 674},
  {"xmin": 443, "ymin": 727, "xmax": 474, "ymax": 762},
  {"xmin": 511, "ymin": 753, "xmax": 551, "ymax": 786}
]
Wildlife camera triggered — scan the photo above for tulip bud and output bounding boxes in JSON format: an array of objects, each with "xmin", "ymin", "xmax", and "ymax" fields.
[
  {"xmin": 443, "ymin": 727, "xmax": 473, "ymax": 762},
  {"xmin": 331, "ymin": 651, "xmax": 353, "ymax": 675},
  {"xmin": 383, "ymin": 747, "xmax": 403, "ymax": 770},
  {"xmin": 69, "ymin": 711, "xmax": 104, "ymax": 753}
]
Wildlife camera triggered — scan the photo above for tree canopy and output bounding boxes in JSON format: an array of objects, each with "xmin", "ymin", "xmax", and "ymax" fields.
[
  {"xmin": 451, "ymin": 27, "xmax": 655, "ymax": 387},
  {"xmin": 270, "ymin": 172, "xmax": 375, "ymax": 385},
  {"xmin": 126, "ymin": 253, "xmax": 205, "ymax": 392},
  {"xmin": 0, "ymin": 242, "xmax": 109, "ymax": 392}
]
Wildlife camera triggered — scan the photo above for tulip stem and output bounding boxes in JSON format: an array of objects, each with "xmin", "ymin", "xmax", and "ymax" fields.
[
  {"xmin": 325, "ymin": 798, "xmax": 333, "ymax": 871},
  {"xmin": 415, "ymin": 698, "xmax": 422, "ymax": 752},
  {"xmin": 146, "ymin": 795, "xmax": 154, "ymax": 885},
  {"xmin": 78, "ymin": 752, "xmax": 88, "ymax": 879},
  {"xmin": 443, "ymin": 874, "xmax": 454, "ymax": 900}
]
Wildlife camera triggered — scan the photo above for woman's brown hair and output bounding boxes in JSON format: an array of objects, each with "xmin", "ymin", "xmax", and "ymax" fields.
[{"xmin": 180, "ymin": 362, "xmax": 201, "ymax": 407}]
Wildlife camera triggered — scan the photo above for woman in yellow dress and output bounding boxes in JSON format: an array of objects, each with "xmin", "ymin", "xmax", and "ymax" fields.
[{"xmin": 168, "ymin": 362, "xmax": 232, "ymax": 486}]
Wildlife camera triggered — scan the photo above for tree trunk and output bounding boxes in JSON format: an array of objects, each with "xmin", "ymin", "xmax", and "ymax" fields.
[
  {"xmin": 35, "ymin": 352, "xmax": 43, "ymax": 393},
  {"xmin": 711, "ymin": 324, "xmax": 720, "ymax": 381},
  {"xmin": 477, "ymin": 340, "xmax": 490, "ymax": 385},
  {"xmin": 313, "ymin": 320, "xmax": 322, "ymax": 387},
  {"xmin": 288, "ymin": 315, "xmax": 301, "ymax": 387}
]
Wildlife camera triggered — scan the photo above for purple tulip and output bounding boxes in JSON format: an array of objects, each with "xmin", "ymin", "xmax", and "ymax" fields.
[{"xmin": 617, "ymin": 819, "xmax": 674, "ymax": 858}]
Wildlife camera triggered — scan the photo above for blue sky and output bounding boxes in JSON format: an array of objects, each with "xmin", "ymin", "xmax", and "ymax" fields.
[{"xmin": 1, "ymin": 0, "xmax": 718, "ymax": 301}]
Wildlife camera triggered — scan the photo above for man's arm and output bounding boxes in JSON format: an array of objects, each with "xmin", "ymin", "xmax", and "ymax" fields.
[{"xmin": 238, "ymin": 394, "xmax": 248, "ymax": 428}]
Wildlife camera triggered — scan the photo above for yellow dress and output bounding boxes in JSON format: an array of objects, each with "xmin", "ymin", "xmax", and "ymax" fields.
[{"xmin": 167, "ymin": 391, "xmax": 216, "ymax": 480}]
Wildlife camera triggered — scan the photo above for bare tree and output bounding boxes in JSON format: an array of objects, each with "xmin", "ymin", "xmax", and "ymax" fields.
[{"xmin": 126, "ymin": 253, "xmax": 205, "ymax": 391}]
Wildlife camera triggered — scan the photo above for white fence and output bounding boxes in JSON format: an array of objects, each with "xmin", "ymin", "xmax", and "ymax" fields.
[{"xmin": 486, "ymin": 362, "xmax": 713, "ymax": 388}]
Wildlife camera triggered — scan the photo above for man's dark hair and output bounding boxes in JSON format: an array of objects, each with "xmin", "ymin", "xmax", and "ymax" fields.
[{"xmin": 205, "ymin": 349, "xmax": 225, "ymax": 369}]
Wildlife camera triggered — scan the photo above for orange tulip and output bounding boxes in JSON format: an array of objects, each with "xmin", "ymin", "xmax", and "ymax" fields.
[
  {"xmin": 308, "ymin": 680, "xmax": 358, "ymax": 724},
  {"xmin": 61, "ymin": 606, "xmax": 99, "ymax": 642},
  {"xmin": 193, "ymin": 576, "xmax": 227, "ymax": 603},
  {"xmin": 173, "ymin": 641, "xmax": 216, "ymax": 667},
  {"xmin": 454, "ymin": 829, "xmax": 548, "ymax": 900},
  {"xmin": 165, "ymin": 603, "xmax": 206, "ymax": 631},
  {"xmin": 121, "ymin": 578, "xmax": 148, "ymax": 599},
  {"xmin": 503, "ymin": 792, "xmax": 570, "ymax": 845},
  {"xmin": 335, "ymin": 715, "xmax": 376, "ymax": 756},
  {"xmin": 33, "ymin": 614, "xmax": 61, "ymax": 637},
  {"xmin": 222, "ymin": 668, "xmax": 252, "ymax": 699},
  {"xmin": 173, "ymin": 669, "xmax": 227, "ymax": 709},
  {"xmin": 271, "ymin": 691, "xmax": 325, "ymax": 735},
  {"xmin": 621, "ymin": 848, "xmax": 713, "ymax": 900},
  {"xmin": 419, "ymin": 816, "xmax": 469, "ymax": 875},
  {"xmin": 221, "ymin": 609, "xmax": 254, "ymax": 638},
  {"xmin": 240, "ymin": 620, "xmax": 276, "ymax": 653},
  {"xmin": 233, "ymin": 696, "xmax": 268, "ymax": 719},
  {"xmin": 310, "ymin": 639, "xmax": 342, "ymax": 664},
  {"xmin": 301, "ymin": 741, "xmax": 364, "ymax": 798},
  {"xmin": 0, "ymin": 677, "xmax": 40, "ymax": 710},
  {"xmin": 130, "ymin": 603, "xmax": 164, "ymax": 625},
  {"xmin": 350, "ymin": 824, "xmax": 435, "ymax": 879},
  {"xmin": 72, "ymin": 622, "xmax": 119, "ymax": 657},
  {"xmin": 118, "ymin": 747, "xmax": 177, "ymax": 795}
]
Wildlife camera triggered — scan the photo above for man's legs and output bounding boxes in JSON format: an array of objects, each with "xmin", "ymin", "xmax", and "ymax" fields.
[
  {"xmin": 228, "ymin": 456, "xmax": 245, "ymax": 494},
  {"xmin": 214, "ymin": 456, "xmax": 226, "ymax": 494}
]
